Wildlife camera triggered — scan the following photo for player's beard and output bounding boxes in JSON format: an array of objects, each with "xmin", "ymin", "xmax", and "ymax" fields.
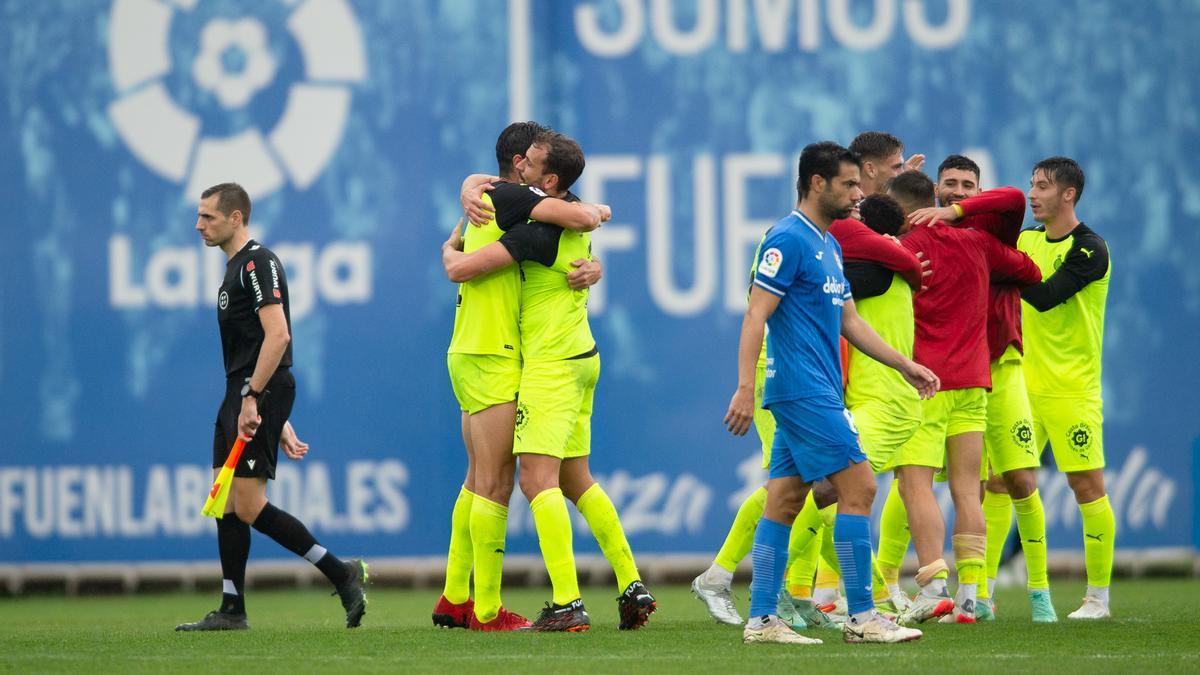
[{"xmin": 822, "ymin": 194, "xmax": 854, "ymax": 221}]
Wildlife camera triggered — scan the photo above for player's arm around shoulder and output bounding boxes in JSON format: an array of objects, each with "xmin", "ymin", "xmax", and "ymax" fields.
[
  {"xmin": 980, "ymin": 231, "xmax": 1042, "ymax": 286},
  {"xmin": 1021, "ymin": 228, "xmax": 1109, "ymax": 312},
  {"xmin": 530, "ymin": 197, "xmax": 610, "ymax": 232},
  {"xmin": 841, "ymin": 298, "xmax": 939, "ymax": 399},
  {"xmin": 441, "ymin": 219, "xmax": 516, "ymax": 283}
]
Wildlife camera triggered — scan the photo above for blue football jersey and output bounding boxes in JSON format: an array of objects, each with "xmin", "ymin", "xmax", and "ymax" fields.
[{"xmin": 753, "ymin": 210, "xmax": 852, "ymax": 405}]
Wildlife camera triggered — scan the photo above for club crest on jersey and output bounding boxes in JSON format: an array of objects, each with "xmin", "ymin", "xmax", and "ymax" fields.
[
  {"xmin": 758, "ymin": 247, "xmax": 783, "ymax": 278},
  {"xmin": 246, "ymin": 261, "xmax": 255, "ymax": 272},
  {"xmin": 218, "ymin": 290, "xmax": 229, "ymax": 310}
]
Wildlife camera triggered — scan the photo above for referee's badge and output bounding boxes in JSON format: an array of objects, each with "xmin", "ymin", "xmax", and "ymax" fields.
[
  {"xmin": 218, "ymin": 290, "xmax": 229, "ymax": 310},
  {"xmin": 758, "ymin": 247, "xmax": 783, "ymax": 278}
]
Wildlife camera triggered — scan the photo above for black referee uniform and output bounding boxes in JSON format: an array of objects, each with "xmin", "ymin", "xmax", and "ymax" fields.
[{"xmin": 214, "ymin": 239, "xmax": 295, "ymax": 479}]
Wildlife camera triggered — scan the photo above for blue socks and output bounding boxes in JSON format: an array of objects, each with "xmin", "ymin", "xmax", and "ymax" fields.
[
  {"xmin": 834, "ymin": 513, "xmax": 875, "ymax": 615},
  {"xmin": 749, "ymin": 517, "xmax": 791, "ymax": 618}
]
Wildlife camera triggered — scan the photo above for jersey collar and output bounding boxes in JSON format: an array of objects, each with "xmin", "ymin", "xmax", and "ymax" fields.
[{"xmin": 790, "ymin": 210, "xmax": 825, "ymax": 240}]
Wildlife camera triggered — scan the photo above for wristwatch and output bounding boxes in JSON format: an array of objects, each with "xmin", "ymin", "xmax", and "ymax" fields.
[{"xmin": 240, "ymin": 383, "xmax": 263, "ymax": 400}]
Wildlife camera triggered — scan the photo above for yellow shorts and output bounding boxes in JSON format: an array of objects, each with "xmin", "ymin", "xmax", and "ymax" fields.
[
  {"xmin": 753, "ymin": 360, "xmax": 776, "ymax": 469},
  {"xmin": 851, "ymin": 399, "xmax": 921, "ymax": 474},
  {"xmin": 513, "ymin": 355, "xmax": 600, "ymax": 460},
  {"xmin": 1029, "ymin": 392, "xmax": 1105, "ymax": 473},
  {"xmin": 447, "ymin": 353, "xmax": 521, "ymax": 414},
  {"xmin": 985, "ymin": 349, "xmax": 1039, "ymax": 476},
  {"xmin": 894, "ymin": 387, "xmax": 986, "ymax": 470}
]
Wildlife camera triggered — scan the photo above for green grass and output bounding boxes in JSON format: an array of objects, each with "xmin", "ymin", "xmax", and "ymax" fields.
[{"xmin": 1, "ymin": 580, "xmax": 1197, "ymax": 673}]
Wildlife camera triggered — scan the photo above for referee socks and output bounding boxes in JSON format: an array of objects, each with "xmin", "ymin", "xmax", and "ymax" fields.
[
  {"xmin": 253, "ymin": 502, "xmax": 350, "ymax": 587},
  {"xmin": 216, "ymin": 517, "xmax": 250, "ymax": 615}
]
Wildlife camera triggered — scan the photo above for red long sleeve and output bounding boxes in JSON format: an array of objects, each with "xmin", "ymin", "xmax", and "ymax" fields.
[{"xmin": 830, "ymin": 218, "xmax": 923, "ymax": 289}]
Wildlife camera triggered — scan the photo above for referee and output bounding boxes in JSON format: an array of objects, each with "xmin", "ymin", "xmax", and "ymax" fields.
[{"xmin": 176, "ymin": 183, "xmax": 367, "ymax": 631}]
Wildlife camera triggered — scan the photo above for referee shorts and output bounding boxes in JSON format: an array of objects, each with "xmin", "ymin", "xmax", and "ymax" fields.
[
  {"xmin": 984, "ymin": 347, "xmax": 1039, "ymax": 477},
  {"xmin": 513, "ymin": 354, "xmax": 599, "ymax": 460},
  {"xmin": 213, "ymin": 370, "xmax": 295, "ymax": 480},
  {"xmin": 447, "ymin": 353, "xmax": 521, "ymax": 414}
]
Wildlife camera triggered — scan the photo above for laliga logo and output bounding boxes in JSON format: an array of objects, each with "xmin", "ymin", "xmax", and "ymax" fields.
[{"xmin": 106, "ymin": 0, "xmax": 367, "ymax": 198}]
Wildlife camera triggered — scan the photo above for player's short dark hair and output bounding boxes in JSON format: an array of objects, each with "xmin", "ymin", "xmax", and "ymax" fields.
[
  {"xmin": 1033, "ymin": 156, "xmax": 1085, "ymax": 204},
  {"xmin": 796, "ymin": 142, "xmax": 860, "ymax": 200},
  {"xmin": 495, "ymin": 121, "xmax": 550, "ymax": 175},
  {"xmin": 889, "ymin": 170, "xmax": 936, "ymax": 209},
  {"xmin": 858, "ymin": 194, "xmax": 906, "ymax": 236},
  {"xmin": 849, "ymin": 131, "xmax": 904, "ymax": 161},
  {"xmin": 936, "ymin": 154, "xmax": 980, "ymax": 180},
  {"xmin": 201, "ymin": 183, "xmax": 251, "ymax": 224},
  {"xmin": 533, "ymin": 130, "xmax": 586, "ymax": 192}
]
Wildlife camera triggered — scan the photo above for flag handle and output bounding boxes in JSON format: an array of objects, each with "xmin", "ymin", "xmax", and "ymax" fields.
[{"xmin": 201, "ymin": 437, "xmax": 247, "ymax": 518}]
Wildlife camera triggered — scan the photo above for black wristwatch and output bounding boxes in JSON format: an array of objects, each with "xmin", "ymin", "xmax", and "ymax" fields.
[{"xmin": 240, "ymin": 383, "xmax": 263, "ymax": 400}]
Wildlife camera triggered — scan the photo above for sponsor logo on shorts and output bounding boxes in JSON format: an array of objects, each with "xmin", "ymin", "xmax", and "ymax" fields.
[
  {"xmin": 1067, "ymin": 422, "xmax": 1094, "ymax": 458},
  {"xmin": 1010, "ymin": 419, "xmax": 1034, "ymax": 453},
  {"xmin": 515, "ymin": 402, "xmax": 530, "ymax": 434},
  {"xmin": 218, "ymin": 290, "xmax": 229, "ymax": 310}
]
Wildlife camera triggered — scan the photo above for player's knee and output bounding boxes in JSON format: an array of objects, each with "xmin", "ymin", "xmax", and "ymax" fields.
[
  {"xmin": 517, "ymin": 469, "xmax": 555, "ymax": 502},
  {"xmin": 1067, "ymin": 471, "xmax": 1105, "ymax": 504},
  {"xmin": 1004, "ymin": 471, "xmax": 1037, "ymax": 499},
  {"xmin": 812, "ymin": 480, "xmax": 839, "ymax": 509},
  {"xmin": 233, "ymin": 501, "xmax": 263, "ymax": 524}
]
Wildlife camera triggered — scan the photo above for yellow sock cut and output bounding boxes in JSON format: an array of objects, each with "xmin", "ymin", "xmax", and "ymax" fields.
[
  {"xmin": 530, "ymin": 488, "xmax": 580, "ymax": 606},
  {"xmin": 442, "ymin": 486, "xmax": 475, "ymax": 604},
  {"xmin": 714, "ymin": 486, "xmax": 767, "ymax": 573},
  {"xmin": 786, "ymin": 529, "xmax": 822, "ymax": 598},
  {"xmin": 576, "ymin": 483, "xmax": 640, "ymax": 592},
  {"xmin": 876, "ymin": 480, "xmax": 909, "ymax": 586},
  {"xmin": 1079, "ymin": 494, "xmax": 1115, "ymax": 588},
  {"xmin": 469, "ymin": 494, "xmax": 508, "ymax": 621},
  {"xmin": 1013, "ymin": 489, "xmax": 1049, "ymax": 589},
  {"xmin": 953, "ymin": 533, "xmax": 987, "ymax": 591},
  {"xmin": 981, "ymin": 490, "xmax": 1013, "ymax": 600}
]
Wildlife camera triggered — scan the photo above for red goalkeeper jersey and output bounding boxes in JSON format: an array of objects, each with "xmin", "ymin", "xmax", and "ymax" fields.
[{"xmin": 952, "ymin": 187, "xmax": 1027, "ymax": 362}]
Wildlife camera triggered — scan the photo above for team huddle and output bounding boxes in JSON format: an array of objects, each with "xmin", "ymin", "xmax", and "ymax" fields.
[
  {"xmin": 177, "ymin": 127, "xmax": 1111, "ymax": 645},
  {"xmin": 697, "ymin": 134, "xmax": 1112, "ymax": 644}
]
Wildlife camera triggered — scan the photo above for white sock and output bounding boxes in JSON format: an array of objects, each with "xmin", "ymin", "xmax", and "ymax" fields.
[
  {"xmin": 813, "ymin": 587, "xmax": 839, "ymax": 605},
  {"xmin": 1086, "ymin": 585, "xmax": 1110, "ymax": 605},
  {"xmin": 987, "ymin": 577, "xmax": 997, "ymax": 598},
  {"xmin": 921, "ymin": 578, "xmax": 948, "ymax": 597},
  {"xmin": 747, "ymin": 615, "xmax": 774, "ymax": 629},
  {"xmin": 955, "ymin": 583, "xmax": 977, "ymax": 608},
  {"xmin": 887, "ymin": 583, "xmax": 902, "ymax": 597},
  {"xmin": 850, "ymin": 610, "xmax": 874, "ymax": 625},
  {"xmin": 703, "ymin": 563, "xmax": 734, "ymax": 588}
]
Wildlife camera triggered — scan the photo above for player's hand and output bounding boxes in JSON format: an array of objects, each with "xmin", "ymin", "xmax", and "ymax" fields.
[
  {"xmin": 908, "ymin": 205, "xmax": 957, "ymax": 226},
  {"xmin": 280, "ymin": 421, "xmax": 309, "ymax": 460},
  {"xmin": 444, "ymin": 218, "xmax": 464, "ymax": 252},
  {"xmin": 595, "ymin": 203, "xmax": 612, "ymax": 222},
  {"xmin": 901, "ymin": 359, "xmax": 940, "ymax": 400},
  {"xmin": 238, "ymin": 398, "xmax": 261, "ymax": 440},
  {"xmin": 566, "ymin": 258, "xmax": 602, "ymax": 290},
  {"xmin": 884, "ymin": 234, "xmax": 902, "ymax": 245},
  {"xmin": 916, "ymin": 250, "xmax": 932, "ymax": 291},
  {"xmin": 723, "ymin": 386, "xmax": 755, "ymax": 436},
  {"xmin": 461, "ymin": 176, "xmax": 498, "ymax": 226},
  {"xmin": 904, "ymin": 153, "xmax": 926, "ymax": 172}
]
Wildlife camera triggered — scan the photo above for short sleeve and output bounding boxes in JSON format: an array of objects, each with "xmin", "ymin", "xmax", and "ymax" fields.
[
  {"xmin": 488, "ymin": 182, "xmax": 549, "ymax": 231},
  {"xmin": 498, "ymin": 220, "xmax": 561, "ymax": 266},
  {"xmin": 241, "ymin": 251, "xmax": 283, "ymax": 312},
  {"xmin": 753, "ymin": 231, "xmax": 803, "ymax": 297}
]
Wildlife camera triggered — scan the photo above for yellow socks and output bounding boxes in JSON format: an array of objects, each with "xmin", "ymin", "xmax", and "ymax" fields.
[
  {"xmin": 876, "ymin": 480, "xmax": 909, "ymax": 587},
  {"xmin": 531, "ymin": 488, "xmax": 580, "ymax": 606},
  {"xmin": 469, "ymin": 494, "xmax": 508, "ymax": 621},
  {"xmin": 981, "ymin": 490, "xmax": 1013, "ymax": 600},
  {"xmin": 1080, "ymin": 495, "xmax": 1115, "ymax": 589},
  {"xmin": 442, "ymin": 487, "xmax": 475, "ymax": 604},
  {"xmin": 714, "ymin": 486, "xmax": 766, "ymax": 573},
  {"xmin": 1013, "ymin": 490, "xmax": 1049, "ymax": 589},
  {"xmin": 784, "ymin": 492, "xmax": 823, "ymax": 597},
  {"xmin": 576, "ymin": 483, "xmax": 640, "ymax": 592},
  {"xmin": 786, "ymin": 531, "xmax": 821, "ymax": 598}
]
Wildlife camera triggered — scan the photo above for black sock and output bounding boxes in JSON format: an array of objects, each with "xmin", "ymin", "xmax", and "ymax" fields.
[
  {"xmin": 216, "ymin": 516, "xmax": 250, "ymax": 615},
  {"xmin": 252, "ymin": 502, "xmax": 349, "ymax": 586}
]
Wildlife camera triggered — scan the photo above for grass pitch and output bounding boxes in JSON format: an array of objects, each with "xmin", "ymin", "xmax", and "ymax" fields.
[{"xmin": 2, "ymin": 579, "xmax": 1197, "ymax": 673}]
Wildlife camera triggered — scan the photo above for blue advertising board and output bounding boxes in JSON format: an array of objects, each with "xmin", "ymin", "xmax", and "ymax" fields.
[{"xmin": 1, "ymin": 0, "xmax": 1196, "ymax": 564}]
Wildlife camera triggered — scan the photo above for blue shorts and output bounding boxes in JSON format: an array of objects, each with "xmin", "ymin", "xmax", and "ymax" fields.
[{"xmin": 766, "ymin": 394, "xmax": 867, "ymax": 482}]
